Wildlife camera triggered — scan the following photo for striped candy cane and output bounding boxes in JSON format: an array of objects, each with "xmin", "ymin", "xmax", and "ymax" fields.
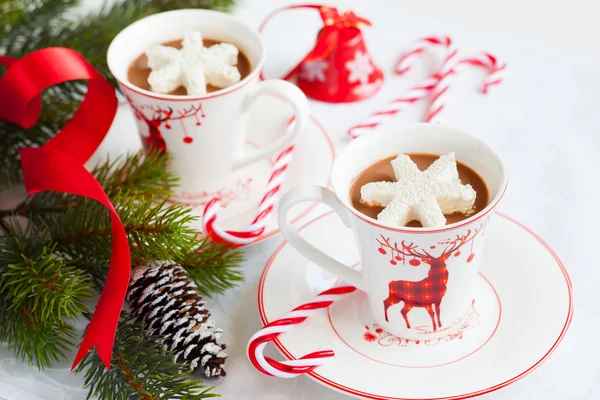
[
  {"xmin": 248, "ymin": 285, "xmax": 356, "ymax": 378},
  {"xmin": 202, "ymin": 122, "xmax": 295, "ymax": 246},
  {"xmin": 425, "ymin": 48, "xmax": 460, "ymax": 122},
  {"xmin": 459, "ymin": 52, "xmax": 506, "ymax": 94},
  {"xmin": 395, "ymin": 36, "xmax": 452, "ymax": 75},
  {"xmin": 348, "ymin": 38, "xmax": 455, "ymax": 139},
  {"xmin": 426, "ymin": 52, "xmax": 506, "ymax": 123},
  {"xmin": 348, "ymin": 49, "xmax": 505, "ymax": 136},
  {"xmin": 347, "ymin": 78, "xmax": 438, "ymax": 138}
]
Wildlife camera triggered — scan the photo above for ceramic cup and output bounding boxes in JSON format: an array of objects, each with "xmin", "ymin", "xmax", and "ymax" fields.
[
  {"xmin": 278, "ymin": 124, "xmax": 507, "ymax": 340},
  {"xmin": 107, "ymin": 9, "xmax": 309, "ymax": 195}
]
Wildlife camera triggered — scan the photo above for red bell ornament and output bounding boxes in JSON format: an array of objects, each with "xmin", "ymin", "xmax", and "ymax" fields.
[{"xmin": 260, "ymin": 5, "xmax": 384, "ymax": 103}]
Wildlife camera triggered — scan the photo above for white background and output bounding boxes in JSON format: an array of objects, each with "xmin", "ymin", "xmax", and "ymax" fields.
[{"xmin": 1, "ymin": 0, "xmax": 599, "ymax": 399}]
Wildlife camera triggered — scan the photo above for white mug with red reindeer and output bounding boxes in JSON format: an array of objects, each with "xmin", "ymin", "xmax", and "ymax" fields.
[
  {"xmin": 107, "ymin": 9, "xmax": 309, "ymax": 195},
  {"xmin": 278, "ymin": 124, "xmax": 507, "ymax": 340}
]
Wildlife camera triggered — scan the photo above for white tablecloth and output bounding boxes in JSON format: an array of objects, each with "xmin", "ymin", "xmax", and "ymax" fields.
[{"xmin": 1, "ymin": 1, "xmax": 599, "ymax": 399}]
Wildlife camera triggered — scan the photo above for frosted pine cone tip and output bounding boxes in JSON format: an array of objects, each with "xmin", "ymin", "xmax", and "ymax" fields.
[{"xmin": 128, "ymin": 260, "xmax": 227, "ymax": 378}]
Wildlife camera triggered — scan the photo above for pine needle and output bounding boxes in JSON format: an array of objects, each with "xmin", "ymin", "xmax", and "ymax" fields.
[
  {"xmin": 0, "ymin": 221, "xmax": 92, "ymax": 369},
  {"xmin": 75, "ymin": 312, "xmax": 219, "ymax": 400},
  {"xmin": 177, "ymin": 238, "xmax": 244, "ymax": 297}
]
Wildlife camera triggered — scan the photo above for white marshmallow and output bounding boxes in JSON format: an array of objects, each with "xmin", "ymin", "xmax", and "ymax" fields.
[
  {"xmin": 145, "ymin": 45, "xmax": 180, "ymax": 70},
  {"xmin": 180, "ymin": 61, "xmax": 207, "ymax": 96},
  {"xmin": 144, "ymin": 31, "xmax": 241, "ymax": 95},
  {"xmin": 204, "ymin": 43, "xmax": 239, "ymax": 66},
  {"xmin": 360, "ymin": 153, "xmax": 477, "ymax": 227},
  {"xmin": 148, "ymin": 58, "xmax": 182, "ymax": 93},
  {"xmin": 203, "ymin": 63, "xmax": 241, "ymax": 88},
  {"xmin": 182, "ymin": 31, "xmax": 204, "ymax": 52}
]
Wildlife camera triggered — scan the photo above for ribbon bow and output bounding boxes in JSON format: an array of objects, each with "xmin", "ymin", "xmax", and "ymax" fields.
[
  {"xmin": 0, "ymin": 48, "xmax": 127, "ymax": 370},
  {"xmin": 321, "ymin": 8, "xmax": 371, "ymax": 29}
]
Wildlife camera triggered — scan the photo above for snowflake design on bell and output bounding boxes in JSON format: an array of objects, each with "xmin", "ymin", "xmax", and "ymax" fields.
[
  {"xmin": 300, "ymin": 60, "xmax": 328, "ymax": 82},
  {"xmin": 346, "ymin": 51, "xmax": 374, "ymax": 84}
]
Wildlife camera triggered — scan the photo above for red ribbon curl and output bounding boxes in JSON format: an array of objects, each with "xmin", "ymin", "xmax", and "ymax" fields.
[{"xmin": 0, "ymin": 47, "xmax": 127, "ymax": 370}]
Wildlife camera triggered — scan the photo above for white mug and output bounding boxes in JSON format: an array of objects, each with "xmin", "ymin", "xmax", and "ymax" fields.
[
  {"xmin": 278, "ymin": 124, "xmax": 507, "ymax": 340},
  {"xmin": 107, "ymin": 9, "xmax": 309, "ymax": 195}
]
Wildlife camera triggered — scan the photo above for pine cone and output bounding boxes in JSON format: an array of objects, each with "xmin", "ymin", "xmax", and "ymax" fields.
[{"xmin": 128, "ymin": 261, "xmax": 227, "ymax": 378}]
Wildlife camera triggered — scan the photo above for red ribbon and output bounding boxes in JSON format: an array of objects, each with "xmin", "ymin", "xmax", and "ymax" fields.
[
  {"xmin": 0, "ymin": 48, "xmax": 127, "ymax": 370},
  {"xmin": 259, "ymin": 4, "xmax": 371, "ymax": 81}
]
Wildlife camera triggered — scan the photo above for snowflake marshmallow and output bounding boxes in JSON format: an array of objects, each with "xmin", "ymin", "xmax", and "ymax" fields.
[
  {"xmin": 360, "ymin": 153, "xmax": 477, "ymax": 227},
  {"xmin": 145, "ymin": 31, "xmax": 241, "ymax": 95}
]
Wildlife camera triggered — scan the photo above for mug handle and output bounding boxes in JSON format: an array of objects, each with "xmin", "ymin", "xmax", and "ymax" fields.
[
  {"xmin": 233, "ymin": 80, "xmax": 309, "ymax": 170},
  {"xmin": 278, "ymin": 185, "xmax": 366, "ymax": 291}
]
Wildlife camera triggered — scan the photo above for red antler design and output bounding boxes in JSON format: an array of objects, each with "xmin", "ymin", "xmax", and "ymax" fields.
[
  {"xmin": 146, "ymin": 105, "xmax": 173, "ymax": 123},
  {"xmin": 438, "ymin": 219, "xmax": 488, "ymax": 261},
  {"xmin": 175, "ymin": 104, "xmax": 205, "ymax": 121},
  {"xmin": 125, "ymin": 97, "xmax": 206, "ymax": 148},
  {"xmin": 376, "ymin": 236, "xmax": 431, "ymax": 266}
]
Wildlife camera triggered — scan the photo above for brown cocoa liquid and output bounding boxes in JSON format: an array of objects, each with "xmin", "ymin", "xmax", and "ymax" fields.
[
  {"xmin": 350, "ymin": 154, "xmax": 489, "ymax": 227},
  {"xmin": 128, "ymin": 39, "xmax": 252, "ymax": 95}
]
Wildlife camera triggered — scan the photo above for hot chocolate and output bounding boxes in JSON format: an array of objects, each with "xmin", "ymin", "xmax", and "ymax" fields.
[
  {"xmin": 128, "ymin": 38, "xmax": 252, "ymax": 95},
  {"xmin": 350, "ymin": 153, "xmax": 489, "ymax": 227}
]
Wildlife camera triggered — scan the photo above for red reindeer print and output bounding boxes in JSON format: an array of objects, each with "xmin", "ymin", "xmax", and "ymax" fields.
[
  {"xmin": 126, "ymin": 97, "xmax": 205, "ymax": 151},
  {"xmin": 379, "ymin": 221, "xmax": 487, "ymax": 331}
]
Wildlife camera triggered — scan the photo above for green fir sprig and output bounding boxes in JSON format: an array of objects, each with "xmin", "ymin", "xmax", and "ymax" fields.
[
  {"xmin": 0, "ymin": 301, "xmax": 78, "ymax": 370},
  {"xmin": 179, "ymin": 239, "xmax": 245, "ymax": 297},
  {"xmin": 75, "ymin": 312, "xmax": 219, "ymax": 400},
  {"xmin": 0, "ymin": 221, "xmax": 92, "ymax": 368},
  {"xmin": 0, "ymin": 151, "xmax": 243, "ymax": 395}
]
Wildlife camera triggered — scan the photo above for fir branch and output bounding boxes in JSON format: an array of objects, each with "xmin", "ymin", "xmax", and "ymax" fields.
[
  {"xmin": 0, "ymin": 146, "xmax": 244, "ymax": 392},
  {"xmin": 0, "ymin": 222, "xmax": 92, "ymax": 368},
  {"xmin": 2, "ymin": 149, "xmax": 177, "ymax": 220},
  {"xmin": 1, "ymin": 243, "xmax": 93, "ymax": 322},
  {"xmin": 1, "ymin": 0, "xmax": 78, "ymax": 52},
  {"xmin": 49, "ymin": 196, "xmax": 198, "ymax": 263},
  {"xmin": 149, "ymin": 0, "xmax": 235, "ymax": 12},
  {"xmin": 2, "ymin": 0, "xmax": 235, "ymax": 61},
  {"xmin": 0, "ymin": 221, "xmax": 92, "ymax": 369},
  {"xmin": 1, "ymin": 149, "xmax": 245, "ymax": 295},
  {"xmin": 177, "ymin": 239, "xmax": 244, "ymax": 297},
  {"xmin": 0, "ymin": 192, "xmax": 80, "ymax": 220},
  {"xmin": 0, "ymin": 300, "xmax": 77, "ymax": 370},
  {"xmin": 75, "ymin": 312, "xmax": 219, "ymax": 400},
  {"xmin": 93, "ymin": 150, "xmax": 178, "ymax": 198}
]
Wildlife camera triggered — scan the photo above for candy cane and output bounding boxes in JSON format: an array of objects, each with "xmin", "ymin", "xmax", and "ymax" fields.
[
  {"xmin": 248, "ymin": 284, "xmax": 356, "ymax": 378},
  {"xmin": 348, "ymin": 39, "xmax": 455, "ymax": 139},
  {"xmin": 347, "ymin": 78, "xmax": 438, "ymax": 138},
  {"xmin": 459, "ymin": 52, "xmax": 506, "ymax": 94},
  {"xmin": 426, "ymin": 52, "xmax": 506, "ymax": 123},
  {"xmin": 395, "ymin": 36, "xmax": 452, "ymax": 75},
  {"xmin": 349, "ymin": 49, "xmax": 505, "ymax": 136},
  {"xmin": 202, "ymin": 122, "xmax": 295, "ymax": 246},
  {"xmin": 425, "ymin": 48, "xmax": 460, "ymax": 122}
]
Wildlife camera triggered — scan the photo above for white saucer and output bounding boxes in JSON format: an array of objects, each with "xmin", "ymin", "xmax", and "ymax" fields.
[
  {"xmin": 258, "ymin": 212, "xmax": 573, "ymax": 399},
  {"xmin": 167, "ymin": 95, "xmax": 334, "ymax": 243}
]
